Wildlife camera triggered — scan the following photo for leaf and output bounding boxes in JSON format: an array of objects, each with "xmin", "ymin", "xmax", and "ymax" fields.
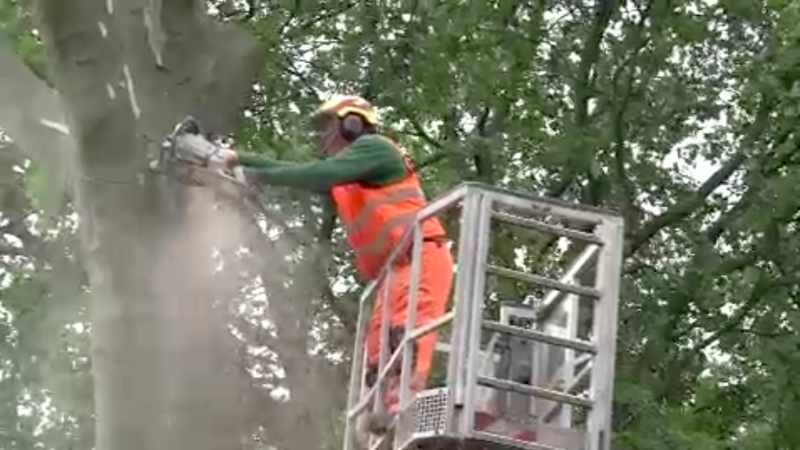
[{"xmin": 23, "ymin": 162, "xmax": 61, "ymax": 217}]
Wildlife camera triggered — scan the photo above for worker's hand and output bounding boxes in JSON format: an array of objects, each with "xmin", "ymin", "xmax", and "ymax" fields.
[{"xmin": 216, "ymin": 147, "xmax": 239, "ymax": 167}]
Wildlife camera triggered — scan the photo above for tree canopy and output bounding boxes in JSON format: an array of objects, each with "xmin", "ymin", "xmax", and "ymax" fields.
[{"xmin": 1, "ymin": 0, "xmax": 800, "ymax": 449}]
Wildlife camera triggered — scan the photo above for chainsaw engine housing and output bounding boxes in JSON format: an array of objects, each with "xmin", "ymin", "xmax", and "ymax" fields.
[{"xmin": 150, "ymin": 116, "xmax": 242, "ymax": 187}]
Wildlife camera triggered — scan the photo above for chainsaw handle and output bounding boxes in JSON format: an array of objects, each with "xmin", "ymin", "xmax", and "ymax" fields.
[{"xmin": 231, "ymin": 166, "xmax": 247, "ymax": 183}]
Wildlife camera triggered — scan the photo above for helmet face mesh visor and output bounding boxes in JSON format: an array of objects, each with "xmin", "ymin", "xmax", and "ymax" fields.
[{"xmin": 312, "ymin": 112, "xmax": 339, "ymax": 157}]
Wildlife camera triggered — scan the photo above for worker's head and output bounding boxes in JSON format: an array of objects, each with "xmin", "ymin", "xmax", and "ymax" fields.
[{"xmin": 314, "ymin": 95, "xmax": 379, "ymax": 158}]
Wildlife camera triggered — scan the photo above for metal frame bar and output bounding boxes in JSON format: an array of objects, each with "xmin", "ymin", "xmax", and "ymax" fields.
[
  {"xmin": 476, "ymin": 376, "xmax": 593, "ymax": 408},
  {"xmin": 459, "ymin": 191, "xmax": 494, "ymax": 434},
  {"xmin": 375, "ymin": 269, "xmax": 393, "ymax": 416},
  {"xmin": 542, "ymin": 355, "xmax": 593, "ymax": 423},
  {"xmin": 560, "ymin": 290, "xmax": 580, "ymax": 428},
  {"xmin": 537, "ymin": 245, "xmax": 599, "ymax": 320},
  {"xmin": 398, "ymin": 224, "xmax": 424, "ymax": 410},
  {"xmin": 477, "ymin": 183, "xmax": 614, "ymax": 224},
  {"xmin": 481, "ymin": 321, "xmax": 596, "ymax": 354},
  {"xmin": 444, "ymin": 187, "xmax": 482, "ymax": 434},
  {"xmin": 344, "ymin": 285, "xmax": 371, "ymax": 450},
  {"xmin": 486, "ymin": 265, "xmax": 601, "ymax": 299},
  {"xmin": 492, "ymin": 211, "xmax": 604, "ymax": 245},
  {"xmin": 417, "ymin": 183, "xmax": 470, "ymax": 223},
  {"xmin": 474, "ymin": 431, "xmax": 566, "ymax": 450},
  {"xmin": 585, "ymin": 217, "xmax": 624, "ymax": 450},
  {"xmin": 348, "ymin": 312, "xmax": 456, "ymax": 419}
]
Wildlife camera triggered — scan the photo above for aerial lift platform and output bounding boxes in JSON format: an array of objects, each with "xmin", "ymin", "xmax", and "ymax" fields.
[{"xmin": 343, "ymin": 182, "xmax": 624, "ymax": 450}]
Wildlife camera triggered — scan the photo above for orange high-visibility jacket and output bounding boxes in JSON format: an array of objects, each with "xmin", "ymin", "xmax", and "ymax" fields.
[{"xmin": 330, "ymin": 137, "xmax": 447, "ymax": 280}]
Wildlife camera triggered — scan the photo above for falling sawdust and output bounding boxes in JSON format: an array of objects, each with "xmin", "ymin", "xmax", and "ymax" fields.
[
  {"xmin": 147, "ymin": 185, "xmax": 342, "ymax": 449},
  {"xmin": 146, "ymin": 186, "xmax": 253, "ymax": 447}
]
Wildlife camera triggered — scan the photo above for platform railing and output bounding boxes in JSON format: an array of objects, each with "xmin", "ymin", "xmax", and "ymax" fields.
[
  {"xmin": 342, "ymin": 184, "xmax": 469, "ymax": 450},
  {"xmin": 458, "ymin": 186, "xmax": 623, "ymax": 450},
  {"xmin": 342, "ymin": 182, "xmax": 624, "ymax": 450}
]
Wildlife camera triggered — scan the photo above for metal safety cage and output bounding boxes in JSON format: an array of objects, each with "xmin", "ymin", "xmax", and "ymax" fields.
[{"xmin": 342, "ymin": 182, "xmax": 625, "ymax": 450}]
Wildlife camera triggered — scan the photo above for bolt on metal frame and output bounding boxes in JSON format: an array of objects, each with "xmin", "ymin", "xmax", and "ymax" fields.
[{"xmin": 342, "ymin": 182, "xmax": 624, "ymax": 450}]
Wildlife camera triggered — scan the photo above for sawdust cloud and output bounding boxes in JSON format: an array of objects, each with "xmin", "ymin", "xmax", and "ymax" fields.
[
  {"xmin": 145, "ymin": 187, "xmax": 252, "ymax": 447},
  {"xmin": 147, "ymin": 186, "xmax": 343, "ymax": 449}
]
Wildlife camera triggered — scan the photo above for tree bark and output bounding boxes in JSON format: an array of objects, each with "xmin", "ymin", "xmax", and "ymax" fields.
[
  {"xmin": 0, "ymin": 38, "xmax": 74, "ymax": 210},
  {"xmin": 29, "ymin": 0, "xmax": 266, "ymax": 449}
]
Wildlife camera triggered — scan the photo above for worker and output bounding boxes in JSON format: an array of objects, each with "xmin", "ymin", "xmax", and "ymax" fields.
[{"xmin": 218, "ymin": 94, "xmax": 454, "ymax": 431}]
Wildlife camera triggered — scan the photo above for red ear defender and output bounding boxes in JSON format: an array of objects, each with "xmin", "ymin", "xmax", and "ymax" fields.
[{"xmin": 340, "ymin": 114, "xmax": 366, "ymax": 142}]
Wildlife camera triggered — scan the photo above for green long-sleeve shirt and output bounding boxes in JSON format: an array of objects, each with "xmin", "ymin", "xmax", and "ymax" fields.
[{"xmin": 237, "ymin": 134, "xmax": 408, "ymax": 191}]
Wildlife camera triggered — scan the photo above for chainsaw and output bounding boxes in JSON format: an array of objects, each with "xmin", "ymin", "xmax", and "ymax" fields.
[
  {"xmin": 149, "ymin": 116, "xmax": 282, "ymax": 223},
  {"xmin": 149, "ymin": 116, "xmax": 248, "ymax": 188}
]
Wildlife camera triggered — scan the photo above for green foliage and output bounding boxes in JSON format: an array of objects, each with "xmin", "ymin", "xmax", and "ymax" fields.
[
  {"xmin": 23, "ymin": 163, "xmax": 60, "ymax": 218},
  {"xmin": 238, "ymin": 0, "xmax": 800, "ymax": 447},
  {"xmin": 0, "ymin": 0, "xmax": 48, "ymax": 83},
  {"xmin": 4, "ymin": 0, "xmax": 800, "ymax": 448}
]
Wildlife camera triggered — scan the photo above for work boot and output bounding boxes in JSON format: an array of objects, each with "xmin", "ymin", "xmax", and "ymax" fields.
[
  {"xmin": 355, "ymin": 413, "xmax": 372, "ymax": 449},
  {"xmin": 356, "ymin": 412, "xmax": 394, "ymax": 450},
  {"xmin": 366, "ymin": 411, "xmax": 394, "ymax": 435}
]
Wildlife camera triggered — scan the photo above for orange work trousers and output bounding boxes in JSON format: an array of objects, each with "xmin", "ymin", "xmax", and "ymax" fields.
[{"xmin": 364, "ymin": 239, "xmax": 454, "ymax": 414}]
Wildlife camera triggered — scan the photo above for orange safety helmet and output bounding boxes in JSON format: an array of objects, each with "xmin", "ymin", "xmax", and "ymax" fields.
[{"xmin": 314, "ymin": 94, "xmax": 379, "ymax": 126}]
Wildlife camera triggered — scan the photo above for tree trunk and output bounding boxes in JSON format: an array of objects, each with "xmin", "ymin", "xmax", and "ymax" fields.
[{"xmin": 29, "ymin": 0, "xmax": 266, "ymax": 449}]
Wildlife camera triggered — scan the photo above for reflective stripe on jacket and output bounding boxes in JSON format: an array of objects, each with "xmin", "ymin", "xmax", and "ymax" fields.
[{"xmin": 330, "ymin": 136, "xmax": 446, "ymax": 280}]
